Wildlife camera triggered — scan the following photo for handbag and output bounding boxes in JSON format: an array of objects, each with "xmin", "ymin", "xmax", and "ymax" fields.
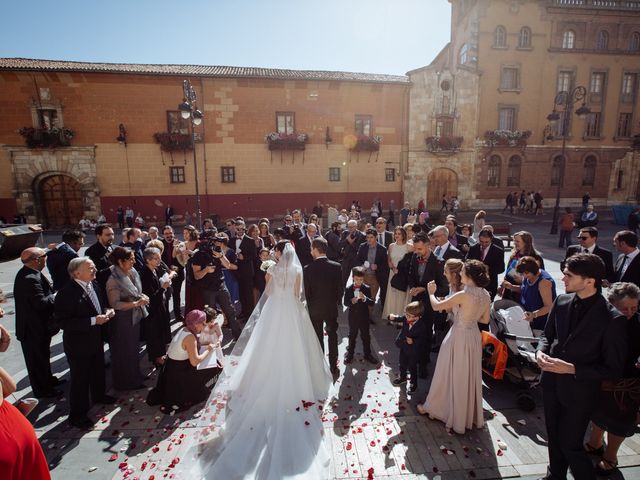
[{"xmin": 390, "ymin": 252, "xmax": 411, "ymax": 292}]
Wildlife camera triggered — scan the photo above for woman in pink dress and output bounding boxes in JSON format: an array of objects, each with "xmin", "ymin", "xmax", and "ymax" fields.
[{"xmin": 417, "ymin": 260, "xmax": 491, "ymax": 434}]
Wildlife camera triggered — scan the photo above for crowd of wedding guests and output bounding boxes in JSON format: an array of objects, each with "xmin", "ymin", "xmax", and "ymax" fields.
[{"xmin": 5, "ymin": 199, "xmax": 640, "ymax": 479}]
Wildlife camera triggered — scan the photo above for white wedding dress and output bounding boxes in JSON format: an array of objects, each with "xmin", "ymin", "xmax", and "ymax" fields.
[{"xmin": 179, "ymin": 243, "xmax": 333, "ymax": 479}]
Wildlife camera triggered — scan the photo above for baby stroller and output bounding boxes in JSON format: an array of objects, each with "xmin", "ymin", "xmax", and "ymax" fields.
[{"xmin": 488, "ymin": 299, "xmax": 542, "ymax": 411}]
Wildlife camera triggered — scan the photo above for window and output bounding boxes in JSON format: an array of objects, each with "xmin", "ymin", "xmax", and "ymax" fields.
[
  {"xmin": 596, "ymin": 30, "xmax": 609, "ymax": 51},
  {"xmin": 167, "ymin": 111, "xmax": 189, "ymax": 135},
  {"xmin": 487, "ymin": 155, "xmax": 501, "ymax": 187},
  {"xmin": 562, "ymin": 30, "xmax": 575, "ymax": 49},
  {"xmin": 617, "ymin": 112, "xmax": 633, "ymax": 137},
  {"xmin": 557, "ymin": 71, "xmax": 574, "ymax": 93},
  {"xmin": 169, "ymin": 167, "xmax": 185, "ymax": 184},
  {"xmin": 385, "ymin": 168, "xmax": 396, "ymax": 182},
  {"xmin": 329, "ymin": 167, "xmax": 341, "ymax": 182},
  {"xmin": 276, "ymin": 112, "xmax": 295, "ymax": 134},
  {"xmin": 221, "ymin": 166, "xmax": 236, "ymax": 183},
  {"xmin": 500, "ymin": 67, "xmax": 520, "ymax": 90},
  {"xmin": 585, "ymin": 112, "xmax": 602, "ymax": 137},
  {"xmin": 38, "ymin": 109, "xmax": 58, "ymax": 129},
  {"xmin": 617, "ymin": 170, "xmax": 625, "ymax": 190},
  {"xmin": 498, "ymin": 107, "xmax": 516, "ymax": 131},
  {"xmin": 494, "ymin": 26, "xmax": 507, "ymax": 47},
  {"xmin": 354, "ymin": 115, "xmax": 372, "ymax": 136},
  {"xmin": 582, "ymin": 156, "xmax": 597, "ymax": 186},
  {"xmin": 435, "ymin": 116, "xmax": 454, "ymax": 137},
  {"xmin": 459, "ymin": 43, "xmax": 469, "ymax": 65},
  {"xmin": 589, "ymin": 71, "xmax": 606, "ymax": 103},
  {"xmin": 518, "ymin": 27, "xmax": 531, "ymax": 48},
  {"xmin": 441, "ymin": 95, "xmax": 451, "ymax": 114},
  {"xmin": 630, "ymin": 32, "xmax": 640, "ymax": 52},
  {"xmin": 551, "ymin": 156, "xmax": 565, "ymax": 186},
  {"xmin": 621, "ymin": 73, "xmax": 637, "ymax": 102},
  {"xmin": 507, "ymin": 155, "xmax": 522, "ymax": 186}
]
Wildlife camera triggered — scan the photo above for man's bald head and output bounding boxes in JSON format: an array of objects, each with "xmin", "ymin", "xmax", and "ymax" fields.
[{"xmin": 21, "ymin": 247, "xmax": 47, "ymax": 270}]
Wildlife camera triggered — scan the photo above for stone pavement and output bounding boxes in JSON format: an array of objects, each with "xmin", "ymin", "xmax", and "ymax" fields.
[{"xmin": 1, "ymin": 208, "xmax": 639, "ymax": 479}]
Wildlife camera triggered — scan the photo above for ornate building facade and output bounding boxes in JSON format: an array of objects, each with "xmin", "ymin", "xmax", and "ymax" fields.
[{"xmin": 406, "ymin": 0, "xmax": 640, "ymax": 209}]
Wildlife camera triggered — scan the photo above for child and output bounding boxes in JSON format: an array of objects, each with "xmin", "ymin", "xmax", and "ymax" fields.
[
  {"xmin": 393, "ymin": 301, "xmax": 428, "ymax": 393},
  {"xmin": 201, "ymin": 306, "xmax": 225, "ymax": 369},
  {"xmin": 254, "ymin": 248, "xmax": 271, "ymax": 299},
  {"xmin": 343, "ymin": 267, "xmax": 378, "ymax": 365}
]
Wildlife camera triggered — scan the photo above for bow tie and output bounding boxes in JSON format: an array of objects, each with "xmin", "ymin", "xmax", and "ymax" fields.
[{"xmin": 417, "ymin": 256, "xmax": 427, "ymax": 264}]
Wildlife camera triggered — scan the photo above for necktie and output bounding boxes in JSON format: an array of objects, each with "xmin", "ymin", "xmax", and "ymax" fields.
[
  {"xmin": 86, "ymin": 283, "xmax": 101, "ymax": 314},
  {"xmin": 434, "ymin": 246, "xmax": 442, "ymax": 258},
  {"xmin": 378, "ymin": 233, "xmax": 384, "ymax": 246},
  {"xmin": 583, "ymin": 248, "xmax": 589, "ymax": 253},
  {"xmin": 620, "ymin": 255, "xmax": 630, "ymax": 279},
  {"xmin": 481, "ymin": 247, "xmax": 488, "ymax": 261}
]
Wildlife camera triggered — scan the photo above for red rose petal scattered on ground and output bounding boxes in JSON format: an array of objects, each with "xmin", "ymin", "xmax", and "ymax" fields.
[
  {"xmin": 497, "ymin": 449, "xmax": 504, "ymax": 456},
  {"xmin": 152, "ymin": 446, "xmax": 159, "ymax": 453},
  {"xmin": 401, "ymin": 463, "xmax": 406, "ymax": 470},
  {"xmin": 108, "ymin": 454, "xmax": 118, "ymax": 462},
  {"xmin": 386, "ymin": 429, "xmax": 392, "ymax": 435},
  {"xmin": 346, "ymin": 442, "xmax": 353, "ymax": 451},
  {"xmin": 367, "ymin": 466, "xmax": 375, "ymax": 479},
  {"xmin": 100, "ymin": 417, "xmax": 108, "ymax": 423},
  {"xmin": 370, "ymin": 440, "xmax": 376, "ymax": 447},
  {"xmin": 433, "ymin": 466, "xmax": 439, "ymax": 473}
]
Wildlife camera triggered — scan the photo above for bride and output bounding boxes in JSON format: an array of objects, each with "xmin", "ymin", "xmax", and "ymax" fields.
[{"xmin": 179, "ymin": 240, "xmax": 333, "ymax": 479}]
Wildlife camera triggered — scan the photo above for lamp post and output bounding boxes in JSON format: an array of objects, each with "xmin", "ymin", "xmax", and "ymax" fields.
[
  {"xmin": 178, "ymin": 80, "xmax": 204, "ymax": 229},
  {"xmin": 546, "ymin": 86, "xmax": 591, "ymax": 235}
]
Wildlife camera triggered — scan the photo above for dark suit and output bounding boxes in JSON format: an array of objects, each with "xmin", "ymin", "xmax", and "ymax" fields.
[
  {"xmin": 614, "ymin": 250, "xmax": 640, "ymax": 286},
  {"xmin": 537, "ymin": 293, "xmax": 626, "ymax": 480},
  {"xmin": 233, "ymin": 234, "xmax": 258, "ymax": 319},
  {"xmin": 440, "ymin": 243, "xmax": 464, "ymax": 261},
  {"xmin": 324, "ymin": 229, "xmax": 341, "ymax": 262},
  {"xmin": 357, "ymin": 242, "xmax": 390, "ymax": 305},
  {"xmin": 295, "ymin": 235, "xmax": 315, "ymax": 268},
  {"xmin": 165, "ymin": 207, "xmax": 174, "ymax": 225},
  {"xmin": 54, "ymin": 280, "xmax": 107, "ymax": 422},
  {"xmin": 162, "ymin": 239, "xmax": 184, "ymax": 320},
  {"xmin": 46, "ymin": 243, "xmax": 79, "ymax": 291},
  {"xmin": 343, "ymin": 283, "xmax": 375, "ymax": 355},
  {"xmin": 395, "ymin": 316, "xmax": 429, "ymax": 382},
  {"xmin": 375, "ymin": 231, "xmax": 394, "ymax": 249},
  {"xmin": 304, "ymin": 256, "xmax": 343, "ymax": 368},
  {"xmin": 14, "ymin": 266, "xmax": 57, "ymax": 396},
  {"xmin": 466, "ymin": 243, "xmax": 505, "ymax": 299},
  {"xmin": 562, "ymin": 244, "xmax": 614, "ymax": 283},
  {"xmin": 85, "ymin": 241, "xmax": 113, "ymax": 297},
  {"xmin": 407, "ymin": 253, "xmax": 448, "ymax": 370},
  {"xmin": 338, "ymin": 230, "xmax": 366, "ymax": 285},
  {"xmin": 449, "ymin": 233, "xmax": 468, "ymax": 249}
]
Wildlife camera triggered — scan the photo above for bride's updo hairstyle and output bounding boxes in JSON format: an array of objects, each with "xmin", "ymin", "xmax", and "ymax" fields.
[
  {"xmin": 463, "ymin": 259, "xmax": 490, "ymax": 288},
  {"xmin": 274, "ymin": 239, "xmax": 291, "ymax": 254}
]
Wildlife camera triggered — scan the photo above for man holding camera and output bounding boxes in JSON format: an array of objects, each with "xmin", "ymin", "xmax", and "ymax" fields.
[
  {"xmin": 339, "ymin": 219, "xmax": 366, "ymax": 286},
  {"xmin": 191, "ymin": 234, "xmax": 243, "ymax": 340}
]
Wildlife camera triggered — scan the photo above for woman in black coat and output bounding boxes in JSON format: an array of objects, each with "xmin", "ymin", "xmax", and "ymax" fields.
[{"xmin": 140, "ymin": 247, "xmax": 172, "ymax": 367}]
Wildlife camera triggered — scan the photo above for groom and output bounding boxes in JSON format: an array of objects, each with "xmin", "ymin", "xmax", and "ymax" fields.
[{"xmin": 304, "ymin": 237, "xmax": 343, "ymax": 375}]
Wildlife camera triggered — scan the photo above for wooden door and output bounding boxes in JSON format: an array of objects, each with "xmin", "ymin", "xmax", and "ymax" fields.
[
  {"xmin": 427, "ymin": 168, "xmax": 458, "ymax": 208},
  {"xmin": 39, "ymin": 175, "xmax": 83, "ymax": 227}
]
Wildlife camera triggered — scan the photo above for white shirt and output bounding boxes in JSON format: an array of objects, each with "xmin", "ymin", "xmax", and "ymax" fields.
[
  {"xmin": 582, "ymin": 244, "xmax": 596, "ymax": 254},
  {"xmin": 435, "ymin": 241, "xmax": 451, "ymax": 259},
  {"xmin": 74, "ymin": 278, "xmax": 100, "ymax": 325},
  {"xmin": 621, "ymin": 248, "xmax": 640, "ymax": 277}
]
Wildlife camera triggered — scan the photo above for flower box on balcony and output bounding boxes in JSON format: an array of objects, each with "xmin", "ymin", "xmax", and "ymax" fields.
[
  {"xmin": 425, "ymin": 135, "xmax": 463, "ymax": 153},
  {"xmin": 264, "ymin": 132, "xmax": 309, "ymax": 151},
  {"xmin": 153, "ymin": 133, "xmax": 193, "ymax": 152},
  {"xmin": 18, "ymin": 127, "xmax": 74, "ymax": 148},
  {"xmin": 484, "ymin": 129, "xmax": 531, "ymax": 148},
  {"xmin": 350, "ymin": 135, "xmax": 382, "ymax": 152}
]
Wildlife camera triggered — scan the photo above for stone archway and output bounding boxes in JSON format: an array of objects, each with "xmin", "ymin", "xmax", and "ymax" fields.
[
  {"xmin": 427, "ymin": 168, "xmax": 458, "ymax": 208},
  {"xmin": 4, "ymin": 146, "xmax": 100, "ymax": 225}
]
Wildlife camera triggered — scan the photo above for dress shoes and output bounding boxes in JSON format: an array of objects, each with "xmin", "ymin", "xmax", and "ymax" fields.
[
  {"xmin": 392, "ymin": 376, "xmax": 407, "ymax": 386},
  {"xmin": 343, "ymin": 353, "xmax": 354, "ymax": 364},
  {"xmin": 69, "ymin": 417, "xmax": 94, "ymax": 429},
  {"xmin": 364, "ymin": 354, "xmax": 379, "ymax": 365},
  {"xmin": 330, "ymin": 366, "xmax": 339, "ymax": 376},
  {"xmin": 35, "ymin": 389, "xmax": 64, "ymax": 399},
  {"xmin": 408, "ymin": 383, "xmax": 418, "ymax": 393},
  {"xmin": 97, "ymin": 395, "xmax": 117, "ymax": 405}
]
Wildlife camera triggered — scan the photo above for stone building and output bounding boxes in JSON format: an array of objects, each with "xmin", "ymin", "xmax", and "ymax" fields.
[
  {"xmin": 0, "ymin": 60, "xmax": 409, "ymax": 227},
  {"xmin": 406, "ymin": 0, "xmax": 640, "ymax": 209}
]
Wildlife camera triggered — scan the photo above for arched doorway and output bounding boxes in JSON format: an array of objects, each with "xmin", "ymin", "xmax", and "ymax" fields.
[
  {"xmin": 39, "ymin": 175, "xmax": 83, "ymax": 227},
  {"xmin": 427, "ymin": 168, "xmax": 458, "ymax": 208}
]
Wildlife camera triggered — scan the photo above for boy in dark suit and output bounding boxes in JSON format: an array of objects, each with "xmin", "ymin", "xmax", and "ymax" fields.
[
  {"xmin": 343, "ymin": 267, "xmax": 378, "ymax": 365},
  {"xmin": 393, "ymin": 301, "xmax": 428, "ymax": 393}
]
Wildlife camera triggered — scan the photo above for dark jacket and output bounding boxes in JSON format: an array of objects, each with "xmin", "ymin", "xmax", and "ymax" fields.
[
  {"xmin": 233, "ymin": 235, "xmax": 258, "ymax": 281},
  {"xmin": 537, "ymin": 293, "xmax": 627, "ymax": 409},
  {"xmin": 338, "ymin": 230, "xmax": 366, "ymax": 265},
  {"xmin": 14, "ymin": 266, "xmax": 57, "ymax": 341},
  {"xmin": 295, "ymin": 235, "xmax": 316, "ymax": 268},
  {"xmin": 407, "ymin": 253, "xmax": 447, "ymax": 304},
  {"xmin": 46, "ymin": 243, "xmax": 79, "ymax": 291},
  {"xmin": 614, "ymin": 251, "xmax": 640, "ymax": 285},
  {"xmin": 395, "ymin": 316, "xmax": 428, "ymax": 352},
  {"xmin": 304, "ymin": 257, "xmax": 343, "ymax": 319},
  {"xmin": 324, "ymin": 229, "xmax": 342, "ymax": 262},
  {"xmin": 562, "ymin": 244, "xmax": 614, "ymax": 283},
  {"xmin": 356, "ymin": 242, "xmax": 390, "ymax": 282},
  {"xmin": 343, "ymin": 283, "xmax": 374, "ymax": 321},
  {"xmin": 85, "ymin": 241, "xmax": 113, "ymax": 294},
  {"xmin": 441, "ymin": 243, "xmax": 464, "ymax": 261},
  {"xmin": 466, "ymin": 243, "xmax": 505, "ymax": 297}
]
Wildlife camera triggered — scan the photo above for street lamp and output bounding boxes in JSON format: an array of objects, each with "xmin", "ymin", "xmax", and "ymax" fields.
[
  {"xmin": 546, "ymin": 86, "xmax": 591, "ymax": 235},
  {"xmin": 179, "ymin": 80, "xmax": 204, "ymax": 229}
]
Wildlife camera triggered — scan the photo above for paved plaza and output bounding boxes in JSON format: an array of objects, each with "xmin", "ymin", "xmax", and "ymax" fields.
[{"xmin": 1, "ymin": 208, "xmax": 640, "ymax": 479}]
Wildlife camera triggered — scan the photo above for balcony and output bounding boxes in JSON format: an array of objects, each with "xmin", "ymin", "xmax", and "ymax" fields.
[
  {"xmin": 548, "ymin": 0, "xmax": 640, "ymax": 10},
  {"xmin": 484, "ymin": 130, "xmax": 532, "ymax": 148},
  {"xmin": 153, "ymin": 132, "xmax": 193, "ymax": 152},
  {"xmin": 425, "ymin": 135, "xmax": 463, "ymax": 154},
  {"xmin": 18, "ymin": 127, "xmax": 74, "ymax": 148},
  {"xmin": 264, "ymin": 132, "xmax": 308, "ymax": 151}
]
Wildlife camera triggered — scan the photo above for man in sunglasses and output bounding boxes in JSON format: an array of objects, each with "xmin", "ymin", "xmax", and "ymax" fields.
[{"xmin": 561, "ymin": 226, "xmax": 614, "ymax": 286}]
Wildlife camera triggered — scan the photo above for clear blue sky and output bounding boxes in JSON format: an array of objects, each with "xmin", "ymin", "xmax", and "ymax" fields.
[{"xmin": 0, "ymin": 0, "xmax": 451, "ymax": 75}]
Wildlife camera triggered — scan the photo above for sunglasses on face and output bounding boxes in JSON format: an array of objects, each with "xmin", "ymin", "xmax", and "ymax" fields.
[{"xmin": 578, "ymin": 236, "xmax": 589, "ymax": 240}]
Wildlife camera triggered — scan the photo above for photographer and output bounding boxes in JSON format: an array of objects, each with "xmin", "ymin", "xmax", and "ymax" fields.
[
  {"xmin": 339, "ymin": 219, "xmax": 366, "ymax": 286},
  {"xmin": 325, "ymin": 222, "xmax": 343, "ymax": 262},
  {"xmin": 191, "ymin": 234, "xmax": 243, "ymax": 341},
  {"xmin": 281, "ymin": 214, "xmax": 303, "ymax": 242}
]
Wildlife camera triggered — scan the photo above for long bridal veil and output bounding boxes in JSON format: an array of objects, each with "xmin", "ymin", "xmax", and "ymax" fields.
[{"xmin": 177, "ymin": 242, "xmax": 333, "ymax": 479}]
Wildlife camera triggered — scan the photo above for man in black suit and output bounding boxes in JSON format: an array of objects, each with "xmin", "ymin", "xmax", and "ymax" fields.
[
  {"xmin": 54, "ymin": 257, "xmax": 116, "ymax": 428},
  {"xmin": 324, "ymin": 222, "xmax": 342, "ymax": 262},
  {"xmin": 374, "ymin": 217, "xmax": 394, "ymax": 249},
  {"xmin": 561, "ymin": 227, "xmax": 614, "ymax": 284},
  {"xmin": 431, "ymin": 225, "xmax": 464, "ymax": 261},
  {"xmin": 357, "ymin": 229, "xmax": 390, "ymax": 309},
  {"xmin": 338, "ymin": 219, "xmax": 366, "ymax": 286},
  {"xmin": 165, "ymin": 204, "xmax": 174, "ymax": 226},
  {"xmin": 466, "ymin": 229, "xmax": 505, "ymax": 300},
  {"xmin": 304, "ymin": 238, "xmax": 343, "ymax": 375},
  {"xmin": 407, "ymin": 232, "xmax": 448, "ymax": 375},
  {"xmin": 613, "ymin": 230, "xmax": 640, "ymax": 286},
  {"xmin": 232, "ymin": 220, "xmax": 258, "ymax": 320},
  {"xmin": 14, "ymin": 247, "xmax": 62, "ymax": 398},
  {"xmin": 161, "ymin": 226, "xmax": 184, "ymax": 322},
  {"xmin": 47, "ymin": 229, "xmax": 85, "ymax": 291},
  {"xmin": 444, "ymin": 217, "xmax": 468, "ymax": 250},
  {"xmin": 85, "ymin": 224, "xmax": 115, "ymax": 297},
  {"xmin": 536, "ymin": 253, "xmax": 626, "ymax": 480},
  {"xmin": 295, "ymin": 222, "xmax": 318, "ymax": 268}
]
